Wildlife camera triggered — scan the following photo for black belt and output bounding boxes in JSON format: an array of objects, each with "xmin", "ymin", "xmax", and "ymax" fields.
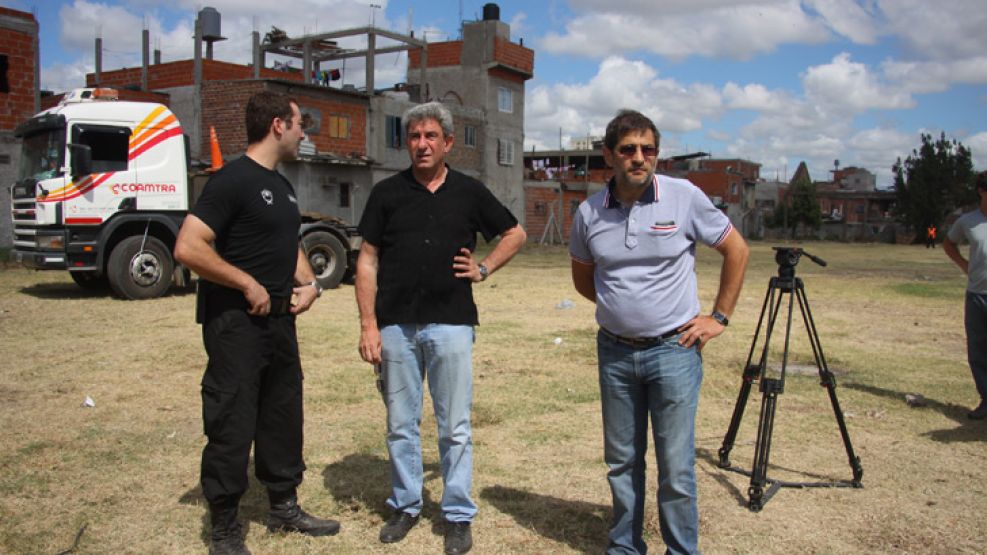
[
  {"xmin": 600, "ymin": 327, "xmax": 679, "ymax": 348},
  {"xmin": 269, "ymin": 296, "xmax": 292, "ymax": 316}
]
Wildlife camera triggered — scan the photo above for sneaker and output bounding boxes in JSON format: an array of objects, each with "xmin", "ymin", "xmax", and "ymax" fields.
[
  {"xmin": 267, "ymin": 497, "xmax": 340, "ymax": 537},
  {"xmin": 968, "ymin": 400, "xmax": 987, "ymax": 420},
  {"xmin": 444, "ymin": 521, "xmax": 472, "ymax": 555},
  {"xmin": 379, "ymin": 511, "xmax": 419, "ymax": 543}
]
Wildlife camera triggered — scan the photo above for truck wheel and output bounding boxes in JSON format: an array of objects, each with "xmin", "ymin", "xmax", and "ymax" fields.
[
  {"xmin": 107, "ymin": 235, "xmax": 174, "ymax": 300},
  {"xmin": 303, "ymin": 231, "xmax": 346, "ymax": 290},
  {"xmin": 70, "ymin": 271, "xmax": 109, "ymax": 291}
]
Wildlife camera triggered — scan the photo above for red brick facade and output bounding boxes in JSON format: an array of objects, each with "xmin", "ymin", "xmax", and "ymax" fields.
[
  {"xmin": 199, "ymin": 80, "xmax": 367, "ymax": 158},
  {"xmin": 87, "ymin": 59, "xmax": 302, "ymax": 90},
  {"xmin": 0, "ymin": 7, "xmax": 38, "ymax": 131},
  {"xmin": 408, "ymin": 42, "xmax": 463, "ymax": 68},
  {"xmin": 493, "ymin": 38, "xmax": 534, "ymax": 75},
  {"xmin": 525, "ymin": 186, "xmax": 584, "ymax": 241}
]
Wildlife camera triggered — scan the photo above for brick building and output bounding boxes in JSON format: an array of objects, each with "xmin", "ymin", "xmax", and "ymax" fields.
[
  {"xmin": 523, "ymin": 148, "xmax": 760, "ymax": 243},
  {"xmin": 0, "ymin": 7, "xmax": 39, "ymax": 248}
]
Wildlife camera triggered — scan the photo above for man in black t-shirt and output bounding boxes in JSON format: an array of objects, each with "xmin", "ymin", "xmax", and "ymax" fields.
[
  {"xmin": 175, "ymin": 91, "xmax": 338, "ymax": 555},
  {"xmin": 355, "ymin": 102, "xmax": 526, "ymax": 555}
]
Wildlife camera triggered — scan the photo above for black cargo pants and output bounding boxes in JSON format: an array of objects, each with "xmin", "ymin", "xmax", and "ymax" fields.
[{"xmin": 199, "ymin": 308, "xmax": 305, "ymax": 508}]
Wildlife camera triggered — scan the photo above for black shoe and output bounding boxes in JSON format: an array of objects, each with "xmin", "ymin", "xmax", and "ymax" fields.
[
  {"xmin": 968, "ymin": 400, "xmax": 987, "ymax": 420},
  {"xmin": 444, "ymin": 521, "xmax": 472, "ymax": 554},
  {"xmin": 379, "ymin": 511, "xmax": 419, "ymax": 543},
  {"xmin": 267, "ymin": 497, "xmax": 340, "ymax": 537},
  {"xmin": 209, "ymin": 505, "xmax": 251, "ymax": 555}
]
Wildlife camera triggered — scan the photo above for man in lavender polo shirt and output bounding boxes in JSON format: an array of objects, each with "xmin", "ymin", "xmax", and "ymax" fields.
[{"xmin": 570, "ymin": 109, "xmax": 749, "ymax": 555}]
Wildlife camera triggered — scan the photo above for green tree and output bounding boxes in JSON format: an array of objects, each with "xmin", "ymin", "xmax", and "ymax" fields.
[
  {"xmin": 893, "ymin": 132, "xmax": 975, "ymax": 235},
  {"xmin": 768, "ymin": 163, "xmax": 821, "ymax": 238}
]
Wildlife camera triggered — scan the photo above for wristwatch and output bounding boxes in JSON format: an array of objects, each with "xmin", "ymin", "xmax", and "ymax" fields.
[
  {"xmin": 478, "ymin": 263, "xmax": 489, "ymax": 281},
  {"xmin": 309, "ymin": 280, "xmax": 323, "ymax": 298},
  {"xmin": 711, "ymin": 311, "xmax": 729, "ymax": 327}
]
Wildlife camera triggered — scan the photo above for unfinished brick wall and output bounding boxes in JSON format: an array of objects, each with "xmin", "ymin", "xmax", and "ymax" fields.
[
  {"xmin": 525, "ymin": 186, "xmax": 585, "ymax": 242},
  {"xmin": 493, "ymin": 38, "xmax": 534, "ymax": 75},
  {"xmin": 408, "ymin": 42, "xmax": 463, "ymax": 69},
  {"xmin": 200, "ymin": 81, "xmax": 368, "ymax": 158},
  {"xmin": 88, "ymin": 59, "xmax": 302, "ymax": 90},
  {"xmin": 0, "ymin": 7, "xmax": 38, "ymax": 131}
]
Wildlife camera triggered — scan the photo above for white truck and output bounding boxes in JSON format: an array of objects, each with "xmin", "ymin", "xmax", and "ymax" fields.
[{"xmin": 10, "ymin": 88, "xmax": 359, "ymax": 299}]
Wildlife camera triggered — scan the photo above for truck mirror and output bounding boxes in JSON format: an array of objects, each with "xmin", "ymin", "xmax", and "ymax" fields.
[{"xmin": 68, "ymin": 143, "xmax": 92, "ymax": 177}]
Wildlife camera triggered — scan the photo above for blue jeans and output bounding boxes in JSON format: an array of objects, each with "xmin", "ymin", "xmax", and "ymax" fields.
[
  {"xmin": 965, "ymin": 292, "xmax": 987, "ymax": 401},
  {"xmin": 598, "ymin": 330, "xmax": 703, "ymax": 555},
  {"xmin": 380, "ymin": 324, "xmax": 477, "ymax": 522}
]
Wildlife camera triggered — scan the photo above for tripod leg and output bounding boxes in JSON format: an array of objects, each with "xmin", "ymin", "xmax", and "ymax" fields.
[
  {"xmin": 794, "ymin": 281, "xmax": 864, "ymax": 486},
  {"xmin": 719, "ymin": 282, "xmax": 777, "ymax": 467},
  {"xmin": 749, "ymin": 380, "xmax": 781, "ymax": 511}
]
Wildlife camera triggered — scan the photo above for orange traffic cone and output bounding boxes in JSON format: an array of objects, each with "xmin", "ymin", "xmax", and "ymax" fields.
[{"xmin": 209, "ymin": 126, "xmax": 223, "ymax": 171}]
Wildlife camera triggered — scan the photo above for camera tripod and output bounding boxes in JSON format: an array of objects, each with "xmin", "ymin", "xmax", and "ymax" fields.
[{"xmin": 717, "ymin": 247, "xmax": 863, "ymax": 511}]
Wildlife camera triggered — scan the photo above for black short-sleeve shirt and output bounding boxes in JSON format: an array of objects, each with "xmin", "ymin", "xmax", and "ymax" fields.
[
  {"xmin": 191, "ymin": 155, "xmax": 301, "ymax": 298},
  {"xmin": 358, "ymin": 166, "xmax": 519, "ymax": 326}
]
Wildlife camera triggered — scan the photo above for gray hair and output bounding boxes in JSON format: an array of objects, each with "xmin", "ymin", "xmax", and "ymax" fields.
[{"xmin": 402, "ymin": 102, "xmax": 454, "ymax": 138}]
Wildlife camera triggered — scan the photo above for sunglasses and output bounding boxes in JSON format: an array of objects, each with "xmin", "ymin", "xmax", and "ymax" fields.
[{"xmin": 616, "ymin": 144, "xmax": 658, "ymax": 158}]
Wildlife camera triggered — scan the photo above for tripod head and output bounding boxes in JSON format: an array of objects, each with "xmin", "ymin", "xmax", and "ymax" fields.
[{"xmin": 772, "ymin": 247, "xmax": 827, "ymax": 278}]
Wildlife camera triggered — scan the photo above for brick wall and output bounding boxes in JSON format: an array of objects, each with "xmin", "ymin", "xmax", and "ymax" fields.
[
  {"xmin": 200, "ymin": 81, "xmax": 367, "ymax": 158},
  {"xmin": 0, "ymin": 7, "xmax": 38, "ymax": 131},
  {"xmin": 200, "ymin": 81, "xmax": 266, "ymax": 155},
  {"xmin": 493, "ymin": 38, "xmax": 534, "ymax": 75},
  {"xmin": 408, "ymin": 42, "xmax": 463, "ymax": 69},
  {"xmin": 525, "ymin": 185, "xmax": 585, "ymax": 242},
  {"xmin": 487, "ymin": 66, "xmax": 525, "ymax": 85},
  {"xmin": 88, "ymin": 59, "xmax": 302, "ymax": 90}
]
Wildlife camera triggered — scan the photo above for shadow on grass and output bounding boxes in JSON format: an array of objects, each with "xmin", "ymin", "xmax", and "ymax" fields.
[
  {"xmin": 843, "ymin": 382, "xmax": 986, "ymax": 443},
  {"xmin": 18, "ymin": 281, "xmax": 194, "ymax": 300},
  {"xmin": 480, "ymin": 485, "xmax": 609, "ymax": 554},
  {"xmin": 322, "ymin": 453, "xmax": 442, "ymax": 529},
  {"xmin": 177, "ymin": 460, "xmax": 277, "ymax": 548}
]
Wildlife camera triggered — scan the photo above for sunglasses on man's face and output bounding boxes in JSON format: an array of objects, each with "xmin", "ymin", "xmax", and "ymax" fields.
[{"xmin": 615, "ymin": 144, "xmax": 658, "ymax": 158}]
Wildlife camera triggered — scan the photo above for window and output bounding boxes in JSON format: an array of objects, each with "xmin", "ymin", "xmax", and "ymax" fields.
[
  {"xmin": 464, "ymin": 125, "xmax": 476, "ymax": 148},
  {"xmin": 72, "ymin": 124, "xmax": 130, "ymax": 173},
  {"xmin": 498, "ymin": 87, "xmax": 513, "ymax": 113},
  {"xmin": 339, "ymin": 183, "xmax": 351, "ymax": 208},
  {"xmin": 498, "ymin": 138, "xmax": 514, "ymax": 165},
  {"xmin": 328, "ymin": 115, "xmax": 350, "ymax": 139},
  {"xmin": 385, "ymin": 115, "xmax": 402, "ymax": 148}
]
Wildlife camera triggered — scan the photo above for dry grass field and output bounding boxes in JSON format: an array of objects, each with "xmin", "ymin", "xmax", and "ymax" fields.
[{"xmin": 1, "ymin": 241, "xmax": 985, "ymax": 554}]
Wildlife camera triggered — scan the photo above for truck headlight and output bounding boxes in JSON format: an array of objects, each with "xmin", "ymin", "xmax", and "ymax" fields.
[{"xmin": 36, "ymin": 235, "xmax": 65, "ymax": 250}]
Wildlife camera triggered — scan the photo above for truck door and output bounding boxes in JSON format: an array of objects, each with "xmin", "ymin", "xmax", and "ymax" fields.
[{"xmin": 69, "ymin": 124, "xmax": 132, "ymax": 223}]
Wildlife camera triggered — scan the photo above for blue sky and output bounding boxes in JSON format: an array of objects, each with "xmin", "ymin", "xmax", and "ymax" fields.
[{"xmin": 6, "ymin": 0, "xmax": 987, "ymax": 187}]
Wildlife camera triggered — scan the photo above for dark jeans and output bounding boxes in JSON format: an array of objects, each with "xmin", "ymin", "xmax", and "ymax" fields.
[
  {"xmin": 966, "ymin": 292, "xmax": 987, "ymax": 401},
  {"xmin": 200, "ymin": 309, "xmax": 305, "ymax": 507}
]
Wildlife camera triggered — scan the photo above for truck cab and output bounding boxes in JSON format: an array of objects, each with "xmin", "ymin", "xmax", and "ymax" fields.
[{"xmin": 11, "ymin": 88, "xmax": 190, "ymax": 299}]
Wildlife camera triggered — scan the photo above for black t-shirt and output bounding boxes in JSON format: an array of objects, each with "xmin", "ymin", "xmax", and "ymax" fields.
[
  {"xmin": 358, "ymin": 166, "xmax": 518, "ymax": 326},
  {"xmin": 191, "ymin": 155, "xmax": 301, "ymax": 298}
]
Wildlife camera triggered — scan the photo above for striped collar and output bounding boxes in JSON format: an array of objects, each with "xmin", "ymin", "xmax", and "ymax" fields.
[{"xmin": 603, "ymin": 174, "xmax": 660, "ymax": 208}]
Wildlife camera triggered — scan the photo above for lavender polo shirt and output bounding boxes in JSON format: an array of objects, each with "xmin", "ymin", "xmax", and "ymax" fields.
[{"xmin": 569, "ymin": 174, "xmax": 733, "ymax": 338}]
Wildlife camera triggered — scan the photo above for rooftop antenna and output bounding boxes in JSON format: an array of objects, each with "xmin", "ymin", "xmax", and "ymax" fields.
[
  {"xmin": 369, "ymin": 3, "xmax": 381, "ymax": 27},
  {"xmin": 459, "ymin": 0, "xmax": 464, "ymax": 38}
]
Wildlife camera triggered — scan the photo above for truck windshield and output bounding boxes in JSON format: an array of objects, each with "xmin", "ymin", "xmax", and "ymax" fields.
[{"xmin": 18, "ymin": 129, "xmax": 65, "ymax": 182}]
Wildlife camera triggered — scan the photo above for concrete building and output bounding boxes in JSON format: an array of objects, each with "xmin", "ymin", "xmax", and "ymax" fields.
[
  {"xmin": 5, "ymin": 4, "xmax": 531, "ymax": 234},
  {"xmin": 1, "ymin": 7, "xmax": 40, "ymax": 248}
]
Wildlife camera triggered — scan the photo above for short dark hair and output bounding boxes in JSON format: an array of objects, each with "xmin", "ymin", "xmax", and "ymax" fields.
[
  {"xmin": 245, "ymin": 91, "xmax": 296, "ymax": 145},
  {"xmin": 604, "ymin": 109, "xmax": 661, "ymax": 150},
  {"xmin": 976, "ymin": 171, "xmax": 987, "ymax": 192}
]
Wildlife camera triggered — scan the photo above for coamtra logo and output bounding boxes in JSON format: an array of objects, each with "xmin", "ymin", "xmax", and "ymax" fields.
[{"xmin": 111, "ymin": 183, "xmax": 178, "ymax": 195}]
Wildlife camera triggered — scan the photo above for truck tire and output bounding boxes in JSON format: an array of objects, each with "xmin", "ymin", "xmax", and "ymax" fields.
[
  {"xmin": 70, "ymin": 271, "xmax": 109, "ymax": 291},
  {"xmin": 107, "ymin": 235, "xmax": 174, "ymax": 300},
  {"xmin": 303, "ymin": 231, "xmax": 347, "ymax": 290}
]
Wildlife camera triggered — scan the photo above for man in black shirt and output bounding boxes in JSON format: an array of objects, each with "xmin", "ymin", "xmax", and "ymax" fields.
[
  {"xmin": 356, "ymin": 102, "xmax": 526, "ymax": 554},
  {"xmin": 175, "ymin": 91, "xmax": 338, "ymax": 555}
]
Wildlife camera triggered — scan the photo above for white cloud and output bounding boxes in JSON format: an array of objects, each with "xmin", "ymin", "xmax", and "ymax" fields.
[
  {"xmin": 806, "ymin": 0, "xmax": 880, "ymax": 44},
  {"xmin": 882, "ymin": 57, "xmax": 987, "ymax": 95},
  {"xmin": 803, "ymin": 53, "xmax": 914, "ymax": 112},
  {"xmin": 964, "ymin": 132, "xmax": 987, "ymax": 171},
  {"xmin": 540, "ymin": 1, "xmax": 836, "ymax": 60},
  {"xmin": 879, "ymin": 0, "xmax": 987, "ymax": 61},
  {"xmin": 524, "ymin": 56, "xmax": 724, "ymax": 150}
]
